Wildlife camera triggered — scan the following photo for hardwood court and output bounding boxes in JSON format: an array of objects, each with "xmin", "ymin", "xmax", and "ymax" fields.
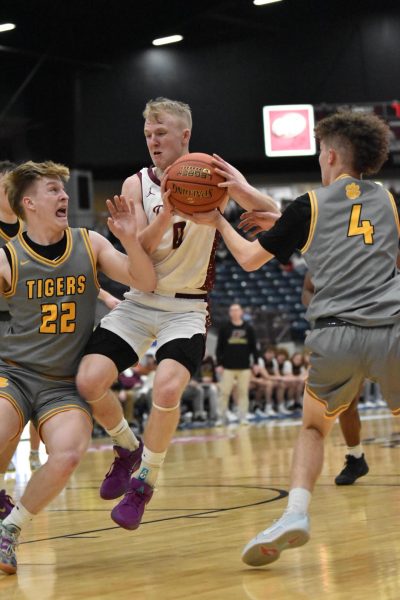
[{"xmin": 2, "ymin": 411, "xmax": 399, "ymax": 599}]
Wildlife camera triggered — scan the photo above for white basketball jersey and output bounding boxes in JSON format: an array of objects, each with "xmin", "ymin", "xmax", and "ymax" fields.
[{"xmin": 126, "ymin": 167, "xmax": 218, "ymax": 304}]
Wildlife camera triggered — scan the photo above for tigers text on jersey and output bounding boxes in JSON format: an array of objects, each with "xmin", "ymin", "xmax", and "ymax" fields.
[
  {"xmin": 0, "ymin": 228, "xmax": 100, "ymax": 377},
  {"xmin": 303, "ymin": 176, "xmax": 400, "ymax": 326},
  {"xmin": 125, "ymin": 167, "xmax": 218, "ymax": 306}
]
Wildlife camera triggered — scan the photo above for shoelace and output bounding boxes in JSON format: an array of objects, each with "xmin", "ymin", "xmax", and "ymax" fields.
[{"xmin": 104, "ymin": 454, "xmax": 128, "ymax": 478}]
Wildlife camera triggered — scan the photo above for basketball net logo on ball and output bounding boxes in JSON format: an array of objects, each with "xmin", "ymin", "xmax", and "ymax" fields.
[{"xmin": 166, "ymin": 152, "xmax": 226, "ymax": 214}]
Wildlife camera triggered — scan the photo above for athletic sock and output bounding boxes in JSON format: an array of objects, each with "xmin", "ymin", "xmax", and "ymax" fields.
[
  {"xmin": 106, "ymin": 418, "xmax": 139, "ymax": 451},
  {"xmin": 3, "ymin": 502, "xmax": 34, "ymax": 531},
  {"xmin": 134, "ymin": 447, "xmax": 167, "ymax": 488},
  {"xmin": 286, "ymin": 487, "xmax": 311, "ymax": 515},
  {"xmin": 346, "ymin": 444, "xmax": 363, "ymax": 459}
]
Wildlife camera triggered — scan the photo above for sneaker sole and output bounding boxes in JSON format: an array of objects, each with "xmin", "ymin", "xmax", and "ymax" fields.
[{"xmin": 241, "ymin": 528, "xmax": 310, "ymax": 567}]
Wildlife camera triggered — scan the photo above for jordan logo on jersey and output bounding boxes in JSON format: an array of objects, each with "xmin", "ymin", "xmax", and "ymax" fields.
[{"xmin": 146, "ymin": 186, "xmax": 155, "ymax": 197}]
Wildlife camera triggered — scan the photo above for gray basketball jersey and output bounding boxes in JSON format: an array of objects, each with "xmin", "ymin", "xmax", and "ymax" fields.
[
  {"xmin": 0, "ymin": 228, "xmax": 100, "ymax": 376},
  {"xmin": 303, "ymin": 175, "xmax": 400, "ymax": 326},
  {"xmin": 0, "ymin": 220, "xmax": 22, "ymax": 313}
]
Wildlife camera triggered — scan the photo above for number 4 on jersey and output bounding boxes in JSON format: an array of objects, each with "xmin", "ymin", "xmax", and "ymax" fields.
[{"xmin": 347, "ymin": 204, "xmax": 374, "ymax": 245}]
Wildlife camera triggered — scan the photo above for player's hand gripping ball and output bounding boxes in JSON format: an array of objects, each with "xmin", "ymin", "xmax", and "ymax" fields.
[{"xmin": 166, "ymin": 152, "xmax": 226, "ymax": 214}]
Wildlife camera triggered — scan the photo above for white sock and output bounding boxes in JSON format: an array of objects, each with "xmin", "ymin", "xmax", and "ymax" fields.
[
  {"xmin": 134, "ymin": 447, "xmax": 166, "ymax": 488},
  {"xmin": 3, "ymin": 502, "xmax": 34, "ymax": 531},
  {"xmin": 346, "ymin": 444, "xmax": 363, "ymax": 459},
  {"xmin": 286, "ymin": 488, "xmax": 311, "ymax": 515},
  {"xmin": 106, "ymin": 418, "xmax": 139, "ymax": 451}
]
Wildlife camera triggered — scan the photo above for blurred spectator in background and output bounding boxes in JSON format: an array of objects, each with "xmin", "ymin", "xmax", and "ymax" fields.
[{"xmin": 216, "ymin": 303, "xmax": 259, "ymax": 424}]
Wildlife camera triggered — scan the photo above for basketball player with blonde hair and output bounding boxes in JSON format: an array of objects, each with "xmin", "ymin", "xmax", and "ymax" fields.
[
  {"xmin": 76, "ymin": 97, "xmax": 280, "ymax": 531},
  {"xmin": 0, "ymin": 161, "xmax": 124, "ymax": 521},
  {"xmin": 0, "ymin": 160, "xmax": 156, "ymax": 574}
]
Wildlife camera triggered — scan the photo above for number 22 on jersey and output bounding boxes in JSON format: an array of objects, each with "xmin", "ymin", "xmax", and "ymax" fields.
[{"xmin": 347, "ymin": 204, "xmax": 374, "ymax": 245}]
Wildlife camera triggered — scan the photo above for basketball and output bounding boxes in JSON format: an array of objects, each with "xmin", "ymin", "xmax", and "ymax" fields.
[{"xmin": 165, "ymin": 152, "xmax": 226, "ymax": 214}]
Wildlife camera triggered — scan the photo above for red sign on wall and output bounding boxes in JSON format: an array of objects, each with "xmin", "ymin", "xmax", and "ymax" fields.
[{"xmin": 263, "ymin": 104, "xmax": 316, "ymax": 157}]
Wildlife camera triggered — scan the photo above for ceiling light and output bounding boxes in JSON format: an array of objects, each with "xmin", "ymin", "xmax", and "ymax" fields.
[
  {"xmin": 0, "ymin": 23, "xmax": 16, "ymax": 32},
  {"xmin": 253, "ymin": 0, "xmax": 283, "ymax": 5},
  {"xmin": 152, "ymin": 35, "xmax": 183, "ymax": 46}
]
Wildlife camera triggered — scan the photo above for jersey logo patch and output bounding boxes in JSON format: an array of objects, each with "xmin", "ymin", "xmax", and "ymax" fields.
[
  {"xmin": 20, "ymin": 259, "xmax": 30, "ymax": 266},
  {"xmin": 0, "ymin": 377, "xmax": 9, "ymax": 387},
  {"xmin": 346, "ymin": 183, "xmax": 361, "ymax": 200}
]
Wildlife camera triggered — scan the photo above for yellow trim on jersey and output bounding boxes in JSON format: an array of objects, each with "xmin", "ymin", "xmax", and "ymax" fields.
[
  {"xmin": 334, "ymin": 173, "xmax": 353, "ymax": 182},
  {"xmin": 38, "ymin": 405, "xmax": 93, "ymax": 436},
  {"xmin": 80, "ymin": 229, "xmax": 100, "ymax": 290},
  {"xmin": 306, "ymin": 384, "xmax": 352, "ymax": 419},
  {"xmin": 300, "ymin": 191, "xmax": 318, "ymax": 254},
  {"xmin": 0, "ymin": 391, "xmax": 25, "ymax": 438},
  {"xmin": 17, "ymin": 227, "xmax": 73, "ymax": 266},
  {"xmin": 387, "ymin": 190, "xmax": 400, "ymax": 237},
  {"xmin": 3, "ymin": 242, "xmax": 18, "ymax": 298},
  {"xmin": 0, "ymin": 218, "xmax": 22, "ymax": 242}
]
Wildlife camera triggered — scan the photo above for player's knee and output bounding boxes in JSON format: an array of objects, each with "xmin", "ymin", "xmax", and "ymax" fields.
[
  {"xmin": 76, "ymin": 364, "xmax": 113, "ymax": 402},
  {"xmin": 153, "ymin": 381, "xmax": 182, "ymax": 409},
  {"xmin": 51, "ymin": 449, "xmax": 83, "ymax": 477},
  {"xmin": 303, "ymin": 421, "xmax": 331, "ymax": 440}
]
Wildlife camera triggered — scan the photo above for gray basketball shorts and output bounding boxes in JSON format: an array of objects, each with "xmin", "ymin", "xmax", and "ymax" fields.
[
  {"xmin": 304, "ymin": 322, "xmax": 400, "ymax": 418},
  {"xmin": 0, "ymin": 360, "xmax": 92, "ymax": 437}
]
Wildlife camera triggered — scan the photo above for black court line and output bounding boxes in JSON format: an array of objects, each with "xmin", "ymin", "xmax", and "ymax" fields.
[{"xmin": 20, "ymin": 486, "xmax": 287, "ymax": 546}]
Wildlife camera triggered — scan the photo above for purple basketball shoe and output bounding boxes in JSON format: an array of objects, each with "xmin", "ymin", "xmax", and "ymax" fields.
[
  {"xmin": 111, "ymin": 477, "xmax": 153, "ymax": 530},
  {"xmin": 0, "ymin": 490, "xmax": 15, "ymax": 521},
  {"xmin": 100, "ymin": 439, "xmax": 143, "ymax": 500}
]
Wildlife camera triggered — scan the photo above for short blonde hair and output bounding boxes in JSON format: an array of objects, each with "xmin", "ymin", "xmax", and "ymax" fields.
[
  {"xmin": 143, "ymin": 97, "xmax": 192, "ymax": 130},
  {"xmin": 4, "ymin": 160, "xmax": 69, "ymax": 219}
]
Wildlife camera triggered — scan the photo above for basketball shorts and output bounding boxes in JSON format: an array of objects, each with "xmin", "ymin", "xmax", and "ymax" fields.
[
  {"xmin": 0, "ymin": 360, "xmax": 92, "ymax": 437},
  {"xmin": 86, "ymin": 297, "xmax": 207, "ymax": 375},
  {"xmin": 305, "ymin": 322, "xmax": 400, "ymax": 418}
]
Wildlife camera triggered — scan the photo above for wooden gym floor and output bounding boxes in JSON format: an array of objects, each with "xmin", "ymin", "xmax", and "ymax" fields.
[{"xmin": 1, "ymin": 410, "xmax": 399, "ymax": 599}]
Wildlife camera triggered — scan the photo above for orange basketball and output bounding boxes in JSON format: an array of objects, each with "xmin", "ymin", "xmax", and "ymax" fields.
[{"xmin": 165, "ymin": 152, "xmax": 226, "ymax": 214}]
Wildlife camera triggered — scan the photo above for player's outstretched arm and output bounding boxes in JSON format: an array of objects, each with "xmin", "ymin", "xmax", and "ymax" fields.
[
  {"xmin": 238, "ymin": 210, "xmax": 281, "ymax": 236},
  {"xmin": 212, "ymin": 154, "xmax": 280, "ymax": 213},
  {"xmin": 187, "ymin": 209, "xmax": 274, "ymax": 271},
  {"xmin": 89, "ymin": 197, "xmax": 156, "ymax": 291}
]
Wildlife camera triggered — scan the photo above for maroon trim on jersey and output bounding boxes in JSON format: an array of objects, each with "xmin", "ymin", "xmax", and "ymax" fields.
[
  {"xmin": 147, "ymin": 166, "xmax": 160, "ymax": 185},
  {"xmin": 136, "ymin": 170, "xmax": 144, "ymax": 211},
  {"xmin": 175, "ymin": 292, "xmax": 208, "ymax": 300},
  {"xmin": 138, "ymin": 167, "xmax": 160, "ymax": 208},
  {"xmin": 200, "ymin": 231, "xmax": 220, "ymax": 292}
]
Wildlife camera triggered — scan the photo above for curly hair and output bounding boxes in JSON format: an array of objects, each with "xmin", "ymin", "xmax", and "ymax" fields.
[
  {"xmin": 4, "ymin": 160, "xmax": 69, "ymax": 219},
  {"xmin": 314, "ymin": 110, "xmax": 390, "ymax": 176}
]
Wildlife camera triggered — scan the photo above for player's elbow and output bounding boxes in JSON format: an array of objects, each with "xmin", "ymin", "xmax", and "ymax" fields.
[
  {"xmin": 240, "ymin": 258, "xmax": 258, "ymax": 272},
  {"xmin": 240, "ymin": 254, "xmax": 268, "ymax": 272}
]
